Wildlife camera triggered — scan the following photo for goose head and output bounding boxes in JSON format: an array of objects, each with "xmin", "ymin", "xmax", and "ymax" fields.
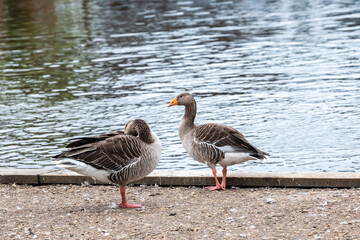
[
  {"xmin": 124, "ymin": 120, "xmax": 139, "ymax": 136},
  {"xmin": 168, "ymin": 92, "xmax": 195, "ymax": 107},
  {"xmin": 124, "ymin": 119, "xmax": 151, "ymax": 137},
  {"xmin": 124, "ymin": 119, "xmax": 155, "ymax": 144}
]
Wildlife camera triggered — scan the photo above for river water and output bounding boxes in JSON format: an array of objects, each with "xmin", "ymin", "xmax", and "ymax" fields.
[{"xmin": 1, "ymin": 0, "xmax": 359, "ymax": 172}]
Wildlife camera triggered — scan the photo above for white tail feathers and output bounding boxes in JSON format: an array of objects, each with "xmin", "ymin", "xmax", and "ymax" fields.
[{"xmin": 52, "ymin": 159, "xmax": 111, "ymax": 183}]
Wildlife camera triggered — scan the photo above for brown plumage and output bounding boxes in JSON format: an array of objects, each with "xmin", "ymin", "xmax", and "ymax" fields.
[
  {"xmin": 56, "ymin": 132, "xmax": 142, "ymax": 171},
  {"xmin": 54, "ymin": 119, "xmax": 161, "ymax": 208},
  {"xmin": 196, "ymin": 123, "xmax": 268, "ymax": 160},
  {"xmin": 168, "ymin": 92, "xmax": 269, "ymax": 190}
]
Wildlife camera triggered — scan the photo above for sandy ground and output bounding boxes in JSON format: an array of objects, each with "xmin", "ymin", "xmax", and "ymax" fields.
[{"xmin": 0, "ymin": 184, "xmax": 359, "ymax": 240}]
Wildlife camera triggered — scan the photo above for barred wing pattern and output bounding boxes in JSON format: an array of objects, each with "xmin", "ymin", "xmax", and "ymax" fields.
[
  {"xmin": 195, "ymin": 123, "xmax": 267, "ymax": 162},
  {"xmin": 65, "ymin": 130, "xmax": 125, "ymax": 148},
  {"xmin": 57, "ymin": 133, "xmax": 143, "ymax": 173}
]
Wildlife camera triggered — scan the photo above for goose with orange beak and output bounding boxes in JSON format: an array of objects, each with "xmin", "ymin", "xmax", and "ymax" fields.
[{"xmin": 168, "ymin": 92, "xmax": 269, "ymax": 190}]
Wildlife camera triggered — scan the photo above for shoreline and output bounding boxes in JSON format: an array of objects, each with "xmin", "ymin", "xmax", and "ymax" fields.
[{"xmin": 1, "ymin": 169, "xmax": 359, "ymax": 188}]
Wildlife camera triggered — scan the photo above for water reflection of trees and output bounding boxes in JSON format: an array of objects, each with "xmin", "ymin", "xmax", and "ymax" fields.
[{"xmin": 0, "ymin": 0, "xmax": 95, "ymax": 103}]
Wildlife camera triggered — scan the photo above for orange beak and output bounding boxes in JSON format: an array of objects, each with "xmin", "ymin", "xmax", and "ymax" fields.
[{"xmin": 167, "ymin": 97, "xmax": 178, "ymax": 107}]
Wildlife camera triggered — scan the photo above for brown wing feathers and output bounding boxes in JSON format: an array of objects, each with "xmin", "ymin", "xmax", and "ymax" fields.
[
  {"xmin": 196, "ymin": 123, "xmax": 268, "ymax": 159},
  {"xmin": 65, "ymin": 131, "xmax": 124, "ymax": 148},
  {"xmin": 54, "ymin": 132, "xmax": 143, "ymax": 171}
]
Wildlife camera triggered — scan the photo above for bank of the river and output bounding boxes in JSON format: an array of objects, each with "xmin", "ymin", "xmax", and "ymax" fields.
[{"xmin": 1, "ymin": 184, "xmax": 359, "ymax": 239}]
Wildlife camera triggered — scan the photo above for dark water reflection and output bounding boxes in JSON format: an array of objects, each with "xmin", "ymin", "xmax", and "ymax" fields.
[{"xmin": 1, "ymin": 0, "xmax": 359, "ymax": 172}]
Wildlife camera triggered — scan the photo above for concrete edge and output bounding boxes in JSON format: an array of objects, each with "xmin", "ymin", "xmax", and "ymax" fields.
[{"xmin": 0, "ymin": 169, "xmax": 359, "ymax": 188}]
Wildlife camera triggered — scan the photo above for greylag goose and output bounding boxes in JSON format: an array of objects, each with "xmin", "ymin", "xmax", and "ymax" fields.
[
  {"xmin": 53, "ymin": 119, "xmax": 161, "ymax": 208},
  {"xmin": 168, "ymin": 92, "xmax": 269, "ymax": 190}
]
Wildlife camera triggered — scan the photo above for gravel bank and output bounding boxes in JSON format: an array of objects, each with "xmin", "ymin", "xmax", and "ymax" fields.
[{"xmin": 1, "ymin": 184, "xmax": 359, "ymax": 239}]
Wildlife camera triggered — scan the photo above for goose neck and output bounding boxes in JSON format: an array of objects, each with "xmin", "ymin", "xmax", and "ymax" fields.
[{"xmin": 181, "ymin": 101, "xmax": 196, "ymax": 127}]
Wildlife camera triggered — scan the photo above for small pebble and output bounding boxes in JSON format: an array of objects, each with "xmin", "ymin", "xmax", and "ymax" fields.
[{"xmin": 149, "ymin": 193, "xmax": 161, "ymax": 197}]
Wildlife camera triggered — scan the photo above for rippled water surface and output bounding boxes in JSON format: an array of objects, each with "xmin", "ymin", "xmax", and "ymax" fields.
[{"xmin": 1, "ymin": 0, "xmax": 359, "ymax": 172}]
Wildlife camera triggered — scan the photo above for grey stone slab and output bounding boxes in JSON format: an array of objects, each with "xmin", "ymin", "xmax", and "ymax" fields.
[
  {"xmin": 0, "ymin": 169, "xmax": 45, "ymax": 184},
  {"xmin": 1, "ymin": 169, "xmax": 359, "ymax": 188},
  {"xmin": 0, "ymin": 174, "xmax": 38, "ymax": 185},
  {"xmin": 38, "ymin": 169, "xmax": 109, "ymax": 185}
]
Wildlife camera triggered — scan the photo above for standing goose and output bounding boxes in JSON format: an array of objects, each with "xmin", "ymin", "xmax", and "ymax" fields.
[
  {"xmin": 168, "ymin": 92, "xmax": 269, "ymax": 190},
  {"xmin": 53, "ymin": 119, "xmax": 161, "ymax": 208}
]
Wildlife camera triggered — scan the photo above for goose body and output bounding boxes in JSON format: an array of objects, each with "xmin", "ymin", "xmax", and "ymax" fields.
[
  {"xmin": 54, "ymin": 119, "xmax": 161, "ymax": 208},
  {"xmin": 169, "ymin": 92, "xmax": 269, "ymax": 190}
]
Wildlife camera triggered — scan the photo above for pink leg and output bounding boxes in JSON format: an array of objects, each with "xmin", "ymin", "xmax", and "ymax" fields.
[
  {"xmin": 119, "ymin": 186, "xmax": 143, "ymax": 208},
  {"xmin": 205, "ymin": 168, "xmax": 225, "ymax": 191},
  {"xmin": 221, "ymin": 167, "xmax": 227, "ymax": 189}
]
